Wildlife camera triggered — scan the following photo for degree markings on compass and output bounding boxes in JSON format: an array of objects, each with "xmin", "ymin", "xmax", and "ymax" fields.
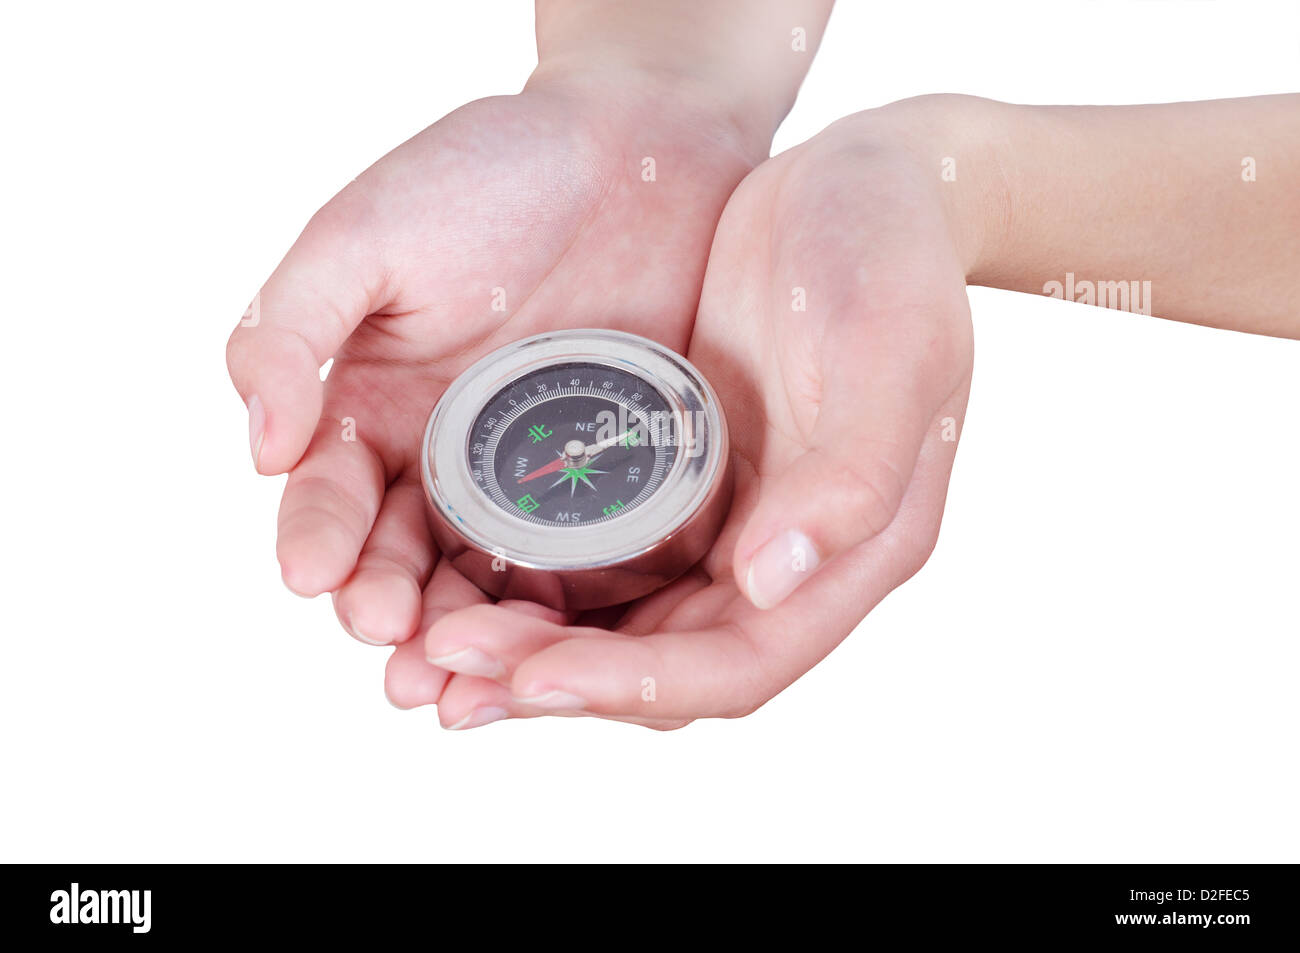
[{"xmin": 471, "ymin": 380, "xmax": 674, "ymax": 526}]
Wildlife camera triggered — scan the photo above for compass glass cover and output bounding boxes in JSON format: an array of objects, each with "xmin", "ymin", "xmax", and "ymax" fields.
[{"xmin": 467, "ymin": 362, "xmax": 681, "ymax": 527}]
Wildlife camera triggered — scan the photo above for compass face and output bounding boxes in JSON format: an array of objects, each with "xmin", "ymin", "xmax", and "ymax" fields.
[
  {"xmin": 423, "ymin": 329, "xmax": 732, "ymax": 610},
  {"xmin": 468, "ymin": 362, "xmax": 680, "ymax": 527}
]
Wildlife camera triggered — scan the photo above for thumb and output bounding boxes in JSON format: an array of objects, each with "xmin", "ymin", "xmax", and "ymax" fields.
[
  {"xmin": 734, "ymin": 447, "xmax": 919, "ymax": 612},
  {"xmin": 226, "ymin": 206, "xmax": 385, "ymax": 474},
  {"xmin": 733, "ymin": 316, "xmax": 965, "ymax": 611}
]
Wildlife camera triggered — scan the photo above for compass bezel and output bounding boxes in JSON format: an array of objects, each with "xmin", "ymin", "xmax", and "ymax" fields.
[{"xmin": 421, "ymin": 330, "xmax": 729, "ymax": 600}]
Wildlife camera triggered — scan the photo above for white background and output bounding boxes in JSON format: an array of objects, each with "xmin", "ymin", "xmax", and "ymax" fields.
[{"xmin": 1, "ymin": 1, "xmax": 1296, "ymax": 862}]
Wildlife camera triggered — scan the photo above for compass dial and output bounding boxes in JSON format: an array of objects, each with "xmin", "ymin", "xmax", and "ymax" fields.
[
  {"xmin": 470, "ymin": 363, "xmax": 679, "ymax": 527},
  {"xmin": 421, "ymin": 329, "xmax": 731, "ymax": 610}
]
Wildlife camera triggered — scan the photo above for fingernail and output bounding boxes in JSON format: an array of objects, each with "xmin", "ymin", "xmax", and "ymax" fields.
[
  {"xmin": 345, "ymin": 615, "xmax": 390, "ymax": 646},
  {"xmin": 428, "ymin": 646, "xmax": 505, "ymax": 679},
  {"xmin": 446, "ymin": 706, "xmax": 509, "ymax": 731},
  {"xmin": 247, "ymin": 394, "xmax": 266, "ymax": 469},
  {"xmin": 745, "ymin": 529, "xmax": 821, "ymax": 610},
  {"xmin": 513, "ymin": 689, "xmax": 586, "ymax": 710}
]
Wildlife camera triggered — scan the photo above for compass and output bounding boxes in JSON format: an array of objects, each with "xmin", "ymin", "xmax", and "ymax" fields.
[{"xmin": 420, "ymin": 329, "xmax": 731, "ymax": 611}]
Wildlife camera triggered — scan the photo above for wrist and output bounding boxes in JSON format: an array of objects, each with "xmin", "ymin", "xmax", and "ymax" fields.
[
  {"xmin": 528, "ymin": 0, "xmax": 833, "ymax": 167},
  {"xmin": 522, "ymin": 59, "xmax": 774, "ymax": 167},
  {"xmin": 525, "ymin": 58, "xmax": 780, "ymax": 169},
  {"xmin": 837, "ymin": 95, "xmax": 1020, "ymax": 284}
]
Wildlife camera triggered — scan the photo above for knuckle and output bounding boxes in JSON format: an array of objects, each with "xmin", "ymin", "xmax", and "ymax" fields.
[
  {"xmin": 724, "ymin": 694, "xmax": 767, "ymax": 720},
  {"xmin": 720, "ymin": 676, "xmax": 775, "ymax": 719},
  {"xmin": 224, "ymin": 324, "xmax": 251, "ymax": 378},
  {"xmin": 718, "ymin": 630, "xmax": 775, "ymax": 720},
  {"xmin": 896, "ymin": 522, "xmax": 942, "ymax": 584},
  {"xmin": 813, "ymin": 449, "xmax": 906, "ymax": 541}
]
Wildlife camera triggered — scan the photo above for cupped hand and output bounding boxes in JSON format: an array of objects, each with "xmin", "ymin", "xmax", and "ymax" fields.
[
  {"xmin": 226, "ymin": 73, "xmax": 762, "ymax": 691},
  {"xmin": 420, "ymin": 102, "xmax": 981, "ymax": 729}
]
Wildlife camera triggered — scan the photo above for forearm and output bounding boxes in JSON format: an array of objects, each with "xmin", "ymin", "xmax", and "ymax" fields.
[
  {"xmin": 529, "ymin": 0, "xmax": 834, "ymax": 161},
  {"xmin": 908, "ymin": 94, "xmax": 1300, "ymax": 338}
]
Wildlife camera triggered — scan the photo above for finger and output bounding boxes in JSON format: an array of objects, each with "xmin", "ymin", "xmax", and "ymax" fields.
[
  {"xmin": 610, "ymin": 566, "xmax": 715, "ymax": 635},
  {"xmin": 424, "ymin": 567, "xmax": 712, "ymax": 681},
  {"xmin": 385, "ymin": 637, "xmax": 452, "ymax": 710},
  {"xmin": 435, "ymin": 670, "xmax": 690, "ymax": 732},
  {"xmin": 512, "ymin": 390, "xmax": 969, "ymax": 722},
  {"xmin": 433, "ymin": 675, "xmax": 515, "ymax": 730},
  {"xmin": 423, "ymin": 601, "xmax": 575, "ymax": 684},
  {"xmin": 733, "ymin": 279, "xmax": 971, "ymax": 611},
  {"xmin": 226, "ymin": 199, "xmax": 388, "ymax": 474},
  {"xmin": 424, "ymin": 568, "xmax": 715, "ymax": 702},
  {"xmin": 384, "ymin": 560, "xmax": 490, "ymax": 709},
  {"xmin": 332, "ymin": 474, "xmax": 435, "ymax": 646},
  {"xmin": 509, "ymin": 625, "xmax": 759, "ymax": 721},
  {"xmin": 276, "ymin": 421, "xmax": 386, "ymax": 597}
]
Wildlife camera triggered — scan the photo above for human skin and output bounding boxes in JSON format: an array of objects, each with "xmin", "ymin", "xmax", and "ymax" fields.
[
  {"xmin": 419, "ymin": 93, "xmax": 1300, "ymax": 728},
  {"xmin": 225, "ymin": 2, "xmax": 833, "ymax": 714}
]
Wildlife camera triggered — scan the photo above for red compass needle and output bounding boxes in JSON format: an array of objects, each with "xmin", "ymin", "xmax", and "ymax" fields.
[{"xmin": 517, "ymin": 454, "xmax": 570, "ymax": 484}]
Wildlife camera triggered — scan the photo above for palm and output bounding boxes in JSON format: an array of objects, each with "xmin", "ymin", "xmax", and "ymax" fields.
[
  {"xmin": 407, "ymin": 125, "xmax": 977, "ymax": 729},
  {"xmin": 234, "ymin": 87, "xmax": 757, "ymax": 674},
  {"xmin": 336, "ymin": 86, "xmax": 752, "ymax": 454},
  {"xmin": 675, "ymin": 137, "xmax": 977, "ymax": 696}
]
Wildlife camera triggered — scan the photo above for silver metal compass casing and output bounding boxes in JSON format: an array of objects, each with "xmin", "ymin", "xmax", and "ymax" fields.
[{"xmin": 420, "ymin": 329, "xmax": 732, "ymax": 611}]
